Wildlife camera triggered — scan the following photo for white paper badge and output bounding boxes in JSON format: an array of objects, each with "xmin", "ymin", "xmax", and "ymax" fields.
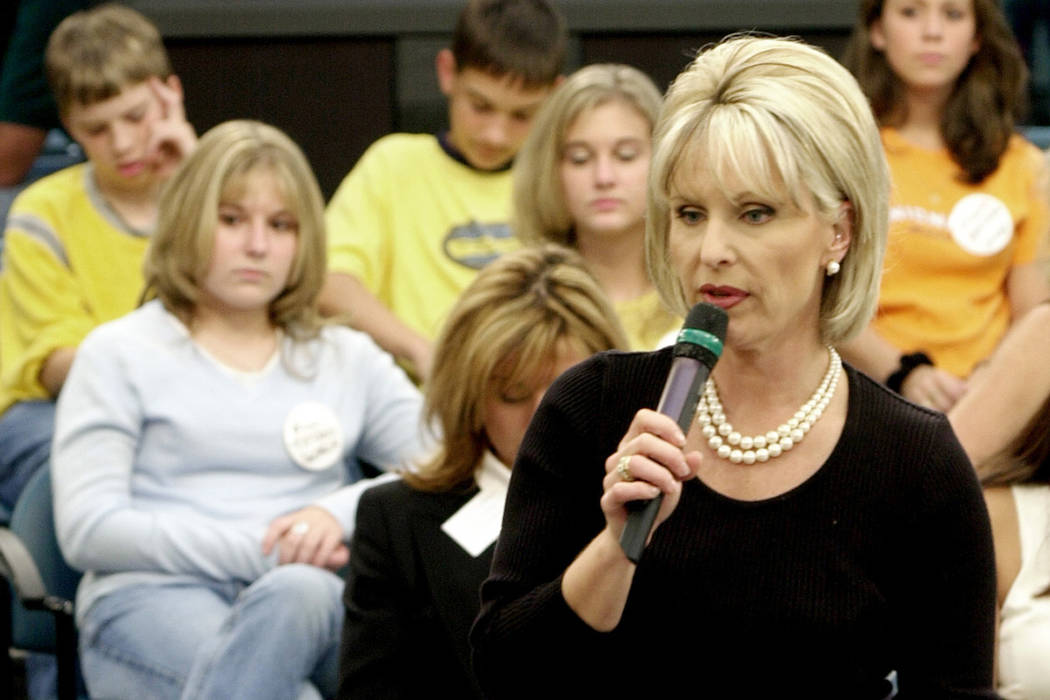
[
  {"xmin": 283, "ymin": 402, "xmax": 344, "ymax": 471},
  {"xmin": 948, "ymin": 193, "xmax": 1013, "ymax": 256},
  {"xmin": 441, "ymin": 453, "xmax": 509, "ymax": 557}
]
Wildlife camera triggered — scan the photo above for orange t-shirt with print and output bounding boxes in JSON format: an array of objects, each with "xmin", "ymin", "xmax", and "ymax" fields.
[{"xmin": 874, "ymin": 128, "xmax": 1048, "ymax": 378}]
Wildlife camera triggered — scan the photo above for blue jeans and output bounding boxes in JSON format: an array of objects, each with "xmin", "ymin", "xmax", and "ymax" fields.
[
  {"xmin": 0, "ymin": 400, "xmax": 55, "ymax": 513},
  {"xmin": 79, "ymin": 565, "xmax": 343, "ymax": 700}
]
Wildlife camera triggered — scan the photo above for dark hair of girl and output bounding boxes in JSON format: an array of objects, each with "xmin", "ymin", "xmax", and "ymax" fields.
[{"xmin": 843, "ymin": 0, "xmax": 1027, "ymax": 183}]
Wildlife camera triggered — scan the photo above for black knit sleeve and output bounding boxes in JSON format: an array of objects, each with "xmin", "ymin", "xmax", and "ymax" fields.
[
  {"xmin": 470, "ymin": 350, "xmax": 667, "ymax": 698},
  {"xmin": 893, "ymin": 412, "xmax": 998, "ymax": 698},
  {"xmin": 847, "ymin": 374, "xmax": 998, "ymax": 699}
]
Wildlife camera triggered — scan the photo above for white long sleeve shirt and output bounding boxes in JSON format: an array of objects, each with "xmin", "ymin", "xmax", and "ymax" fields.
[{"xmin": 53, "ymin": 300, "xmax": 426, "ymax": 622}]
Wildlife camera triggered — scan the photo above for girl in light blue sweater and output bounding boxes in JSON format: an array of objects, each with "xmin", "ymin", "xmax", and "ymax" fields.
[{"xmin": 52, "ymin": 120, "xmax": 426, "ymax": 700}]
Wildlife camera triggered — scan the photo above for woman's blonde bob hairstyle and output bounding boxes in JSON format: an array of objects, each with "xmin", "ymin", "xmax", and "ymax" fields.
[
  {"xmin": 514, "ymin": 63, "xmax": 662, "ymax": 246},
  {"xmin": 406, "ymin": 245, "xmax": 627, "ymax": 491},
  {"xmin": 646, "ymin": 36, "xmax": 889, "ymax": 344},
  {"xmin": 144, "ymin": 120, "xmax": 327, "ymax": 337}
]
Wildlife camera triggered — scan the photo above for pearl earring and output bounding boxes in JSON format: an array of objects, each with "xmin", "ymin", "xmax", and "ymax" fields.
[{"xmin": 825, "ymin": 260, "xmax": 840, "ymax": 277}]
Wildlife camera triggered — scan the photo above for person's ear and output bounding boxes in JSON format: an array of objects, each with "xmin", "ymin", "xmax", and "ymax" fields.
[
  {"xmin": 436, "ymin": 49, "xmax": 457, "ymax": 96},
  {"xmin": 827, "ymin": 201, "xmax": 853, "ymax": 265}
]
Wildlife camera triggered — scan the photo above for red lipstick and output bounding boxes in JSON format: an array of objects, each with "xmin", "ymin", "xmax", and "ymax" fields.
[{"xmin": 700, "ymin": 284, "xmax": 748, "ymax": 310}]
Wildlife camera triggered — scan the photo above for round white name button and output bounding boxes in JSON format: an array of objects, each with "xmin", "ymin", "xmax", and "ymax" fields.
[{"xmin": 283, "ymin": 402, "xmax": 344, "ymax": 471}]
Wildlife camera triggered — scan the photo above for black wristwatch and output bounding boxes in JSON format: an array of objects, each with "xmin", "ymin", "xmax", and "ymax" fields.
[{"xmin": 885, "ymin": 351, "xmax": 934, "ymax": 393}]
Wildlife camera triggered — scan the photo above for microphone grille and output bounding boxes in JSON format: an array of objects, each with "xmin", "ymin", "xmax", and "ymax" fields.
[{"xmin": 674, "ymin": 303, "xmax": 728, "ymax": 361}]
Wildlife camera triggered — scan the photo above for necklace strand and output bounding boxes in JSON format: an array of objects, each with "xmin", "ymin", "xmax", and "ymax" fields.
[{"xmin": 697, "ymin": 346, "xmax": 841, "ymax": 465}]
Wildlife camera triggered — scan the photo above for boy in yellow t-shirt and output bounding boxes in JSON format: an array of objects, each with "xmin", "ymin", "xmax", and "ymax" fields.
[
  {"xmin": 321, "ymin": 0, "xmax": 567, "ymax": 380},
  {"xmin": 0, "ymin": 4, "xmax": 195, "ymax": 511}
]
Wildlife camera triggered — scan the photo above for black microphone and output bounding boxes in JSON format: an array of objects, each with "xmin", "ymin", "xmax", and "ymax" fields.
[{"xmin": 619, "ymin": 302, "xmax": 728, "ymax": 564}]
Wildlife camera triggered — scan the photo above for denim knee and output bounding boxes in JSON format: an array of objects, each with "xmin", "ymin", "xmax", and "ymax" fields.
[
  {"xmin": 177, "ymin": 566, "xmax": 342, "ymax": 700},
  {"xmin": 80, "ymin": 614, "xmax": 187, "ymax": 700},
  {"xmin": 78, "ymin": 582, "xmax": 230, "ymax": 700},
  {"xmin": 236, "ymin": 564, "xmax": 342, "ymax": 638}
]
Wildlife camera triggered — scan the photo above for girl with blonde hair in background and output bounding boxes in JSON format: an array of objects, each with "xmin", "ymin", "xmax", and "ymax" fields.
[
  {"xmin": 52, "ymin": 120, "xmax": 425, "ymax": 700},
  {"xmin": 513, "ymin": 63, "xmax": 679, "ymax": 349}
]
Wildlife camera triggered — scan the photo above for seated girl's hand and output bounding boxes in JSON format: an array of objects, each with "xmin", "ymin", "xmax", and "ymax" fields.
[
  {"xmin": 901, "ymin": 365, "xmax": 967, "ymax": 413},
  {"xmin": 601, "ymin": 408, "xmax": 701, "ymax": 541},
  {"xmin": 263, "ymin": 506, "xmax": 349, "ymax": 572}
]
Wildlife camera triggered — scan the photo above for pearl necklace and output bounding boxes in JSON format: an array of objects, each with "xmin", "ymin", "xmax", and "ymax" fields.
[{"xmin": 696, "ymin": 346, "xmax": 842, "ymax": 465}]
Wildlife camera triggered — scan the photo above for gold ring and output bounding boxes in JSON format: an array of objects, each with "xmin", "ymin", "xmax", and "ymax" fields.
[{"xmin": 616, "ymin": 455, "xmax": 634, "ymax": 482}]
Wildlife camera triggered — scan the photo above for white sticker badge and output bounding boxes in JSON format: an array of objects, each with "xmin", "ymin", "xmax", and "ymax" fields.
[
  {"xmin": 283, "ymin": 402, "xmax": 344, "ymax": 471},
  {"xmin": 947, "ymin": 193, "xmax": 1013, "ymax": 256}
]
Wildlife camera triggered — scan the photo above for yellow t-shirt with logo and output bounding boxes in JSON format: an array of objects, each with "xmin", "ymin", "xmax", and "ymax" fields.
[
  {"xmin": 0, "ymin": 163, "xmax": 150, "ymax": 414},
  {"xmin": 874, "ymin": 128, "xmax": 1049, "ymax": 377},
  {"xmin": 326, "ymin": 134, "xmax": 519, "ymax": 342}
]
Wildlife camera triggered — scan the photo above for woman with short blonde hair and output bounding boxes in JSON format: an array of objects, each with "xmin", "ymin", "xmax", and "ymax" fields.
[
  {"xmin": 474, "ymin": 36, "xmax": 996, "ymax": 697},
  {"xmin": 644, "ymin": 34, "xmax": 888, "ymax": 344}
]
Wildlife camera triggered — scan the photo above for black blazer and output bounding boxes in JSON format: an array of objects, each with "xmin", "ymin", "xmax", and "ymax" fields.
[{"xmin": 339, "ymin": 478, "xmax": 493, "ymax": 699}]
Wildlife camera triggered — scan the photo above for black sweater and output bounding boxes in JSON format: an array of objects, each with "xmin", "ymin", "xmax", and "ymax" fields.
[{"xmin": 472, "ymin": 348, "xmax": 997, "ymax": 699}]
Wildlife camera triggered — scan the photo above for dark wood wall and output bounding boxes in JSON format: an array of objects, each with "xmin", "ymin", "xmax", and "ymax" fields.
[
  {"xmin": 168, "ymin": 38, "xmax": 395, "ymax": 199},
  {"xmin": 135, "ymin": 1, "xmax": 859, "ymax": 199},
  {"xmin": 579, "ymin": 30, "xmax": 853, "ymax": 97}
]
